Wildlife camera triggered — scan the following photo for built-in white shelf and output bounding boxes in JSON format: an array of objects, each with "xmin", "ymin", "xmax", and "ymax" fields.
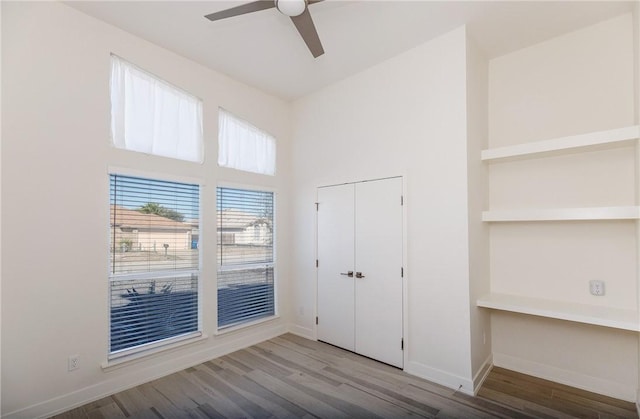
[
  {"xmin": 482, "ymin": 206, "xmax": 640, "ymax": 222},
  {"xmin": 481, "ymin": 125, "xmax": 640, "ymax": 162},
  {"xmin": 477, "ymin": 293, "xmax": 639, "ymax": 332}
]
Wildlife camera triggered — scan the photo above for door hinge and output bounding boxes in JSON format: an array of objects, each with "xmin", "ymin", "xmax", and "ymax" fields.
[
  {"xmin": 401, "ymin": 267, "xmax": 404, "ymax": 278},
  {"xmin": 315, "ymin": 202, "xmax": 319, "ymax": 211},
  {"xmin": 316, "ymin": 316, "xmax": 318, "ymax": 325},
  {"xmin": 401, "ymin": 195, "xmax": 404, "ymax": 206},
  {"xmin": 401, "ymin": 338, "xmax": 404, "ymax": 350},
  {"xmin": 316, "ymin": 259, "xmax": 319, "ymax": 268}
]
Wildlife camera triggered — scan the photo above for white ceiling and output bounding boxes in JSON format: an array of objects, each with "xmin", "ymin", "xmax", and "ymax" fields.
[{"xmin": 66, "ymin": 1, "xmax": 635, "ymax": 101}]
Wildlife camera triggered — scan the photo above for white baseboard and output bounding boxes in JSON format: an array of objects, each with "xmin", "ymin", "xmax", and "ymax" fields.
[
  {"xmin": 472, "ymin": 354, "xmax": 493, "ymax": 395},
  {"xmin": 404, "ymin": 360, "xmax": 474, "ymax": 396},
  {"xmin": 288, "ymin": 323, "xmax": 315, "ymax": 340},
  {"xmin": 5, "ymin": 323, "xmax": 287, "ymax": 419},
  {"xmin": 493, "ymin": 352, "xmax": 635, "ymax": 403}
]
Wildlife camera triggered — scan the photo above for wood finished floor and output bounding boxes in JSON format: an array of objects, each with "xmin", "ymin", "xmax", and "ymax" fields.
[{"xmin": 52, "ymin": 334, "xmax": 637, "ymax": 419}]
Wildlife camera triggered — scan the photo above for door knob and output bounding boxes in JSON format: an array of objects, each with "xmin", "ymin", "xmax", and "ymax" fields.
[
  {"xmin": 355, "ymin": 272, "xmax": 365, "ymax": 278},
  {"xmin": 340, "ymin": 271, "xmax": 354, "ymax": 277}
]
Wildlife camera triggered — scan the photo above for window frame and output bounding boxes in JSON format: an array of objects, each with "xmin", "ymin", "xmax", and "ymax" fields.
[
  {"xmin": 107, "ymin": 168, "xmax": 204, "ymax": 361},
  {"xmin": 215, "ymin": 182, "xmax": 278, "ymax": 333}
]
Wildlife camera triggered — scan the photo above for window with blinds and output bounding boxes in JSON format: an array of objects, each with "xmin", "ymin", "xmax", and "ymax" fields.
[
  {"xmin": 217, "ymin": 187, "xmax": 275, "ymax": 328},
  {"xmin": 109, "ymin": 174, "xmax": 200, "ymax": 356}
]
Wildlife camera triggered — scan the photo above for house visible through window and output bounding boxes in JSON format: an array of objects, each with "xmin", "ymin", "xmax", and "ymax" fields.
[
  {"xmin": 110, "ymin": 54, "xmax": 203, "ymax": 163},
  {"xmin": 109, "ymin": 174, "xmax": 200, "ymax": 356},
  {"xmin": 217, "ymin": 187, "xmax": 275, "ymax": 328},
  {"xmin": 218, "ymin": 108, "xmax": 276, "ymax": 175}
]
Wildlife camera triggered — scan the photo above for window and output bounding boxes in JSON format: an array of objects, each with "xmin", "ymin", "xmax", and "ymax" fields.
[
  {"xmin": 110, "ymin": 55, "xmax": 203, "ymax": 163},
  {"xmin": 109, "ymin": 174, "xmax": 200, "ymax": 356},
  {"xmin": 218, "ymin": 108, "xmax": 276, "ymax": 175},
  {"xmin": 217, "ymin": 187, "xmax": 275, "ymax": 328}
]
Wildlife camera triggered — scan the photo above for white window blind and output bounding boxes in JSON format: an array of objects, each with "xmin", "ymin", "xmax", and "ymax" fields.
[
  {"xmin": 218, "ymin": 108, "xmax": 276, "ymax": 175},
  {"xmin": 109, "ymin": 174, "xmax": 200, "ymax": 355},
  {"xmin": 217, "ymin": 187, "xmax": 275, "ymax": 328},
  {"xmin": 110, "ymin": 55, "xmax": 203, "ymax": 163}
]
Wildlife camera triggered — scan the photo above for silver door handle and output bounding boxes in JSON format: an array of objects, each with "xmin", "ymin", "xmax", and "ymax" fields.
[
  {"xmin": 340, "ymin": 271, "xmax": 354, "ymax": 277},
  {"xmin": 355, "ymin": 272, "xmax": 365, "ymax": 278}
]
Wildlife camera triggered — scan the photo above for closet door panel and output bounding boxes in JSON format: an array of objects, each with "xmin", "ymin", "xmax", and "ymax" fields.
[
  {"xmin": 354, "ymin": 178, "xmax": 403, "ymax": 368},
  {"xmin": 316, "ymin": 184, "xmax": 355, "ymax": 351}
]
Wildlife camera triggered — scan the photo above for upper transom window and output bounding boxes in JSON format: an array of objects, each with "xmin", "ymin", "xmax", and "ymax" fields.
[
  {"xmin": 110, "ymin": 55, "xmax": 203, "ymax": 163},
  {"xmin": 218, "ymin": 108, "xmax": 276, "ymax": 176}
]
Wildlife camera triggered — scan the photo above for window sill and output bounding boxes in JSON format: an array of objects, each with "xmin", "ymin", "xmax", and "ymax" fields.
[
  {"xmin": 215, "ymin": 315, "xmax": 280, "ymax": 336},
  {"xmin": 101, "ymin": 332, "xmax": 208, "ymax": 372}
]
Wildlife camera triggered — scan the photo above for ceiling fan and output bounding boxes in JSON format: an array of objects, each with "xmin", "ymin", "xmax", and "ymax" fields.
[{"xmin": 205, "ymin": 0, "xmax": 325, "ymax": 58}]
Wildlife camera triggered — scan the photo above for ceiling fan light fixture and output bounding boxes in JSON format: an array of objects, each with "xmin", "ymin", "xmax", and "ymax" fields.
[{"xmin": 275, "ymin": 0, "xmax": 307, "ymax": 17}]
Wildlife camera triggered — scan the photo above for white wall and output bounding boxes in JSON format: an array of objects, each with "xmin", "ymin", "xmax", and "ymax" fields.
[
  {"xmin": 0, "ymin": 1, "xmax": 3, "ymax": 411},
  {"xmin": 465, "ymin": 33, "xmax": 491, "ymax": 387},
  {"xmin": 290, "ymin": 26, "xmax": 478, "ymax": 391},
  {"xmin": 487, "ymin": 13, "xmax": 638, "ymax": 401},
  {"xmin": 634, "ymin": 2, "xmax": 640, "ymax": 128},
  {"xmin": 1, "ymin": 2, "xmax": 292, "ymax": 417},
  {"xmin": 489, "ymin": 13, "xmax": 635, "ymax": 147},
  {"xmin": 632, "ymin": 2, "xmax": 640, "ymax": 408}
]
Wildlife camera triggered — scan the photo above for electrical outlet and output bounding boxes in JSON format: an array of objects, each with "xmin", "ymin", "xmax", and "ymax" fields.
[
  {"xmin": 68, "ymin": 355, "xmax": 79, "ymax": 371},
  {"xmin": 589, "ymin": 280, "xmax": 605, "ymax": 296}
]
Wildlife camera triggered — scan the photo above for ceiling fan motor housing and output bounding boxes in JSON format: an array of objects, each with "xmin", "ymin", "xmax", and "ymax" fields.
[{"xmin": 275, "ymin": 0, "xmax": 307, "ymax": 17}]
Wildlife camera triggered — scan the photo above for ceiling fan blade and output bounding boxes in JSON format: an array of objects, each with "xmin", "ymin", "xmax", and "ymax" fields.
[
  {"xmin": 290, "ymin": 8, "xmax": 324, "ymax": 58},
  {"xmin": 307, "ymin": 0, "xmax": 324, "ymax": 4},
  {"xmin": 205, "ymin": 1, "xmax": 276, "ymax": 22}
]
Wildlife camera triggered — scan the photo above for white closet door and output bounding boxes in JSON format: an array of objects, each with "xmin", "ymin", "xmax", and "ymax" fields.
[
  {"xmin": 316, "ymin": 183, "xmax": 355, "ymax": 351},
  {"xmin": 355, "ymin": 178, "xmax": 403, "ymax": 368}
]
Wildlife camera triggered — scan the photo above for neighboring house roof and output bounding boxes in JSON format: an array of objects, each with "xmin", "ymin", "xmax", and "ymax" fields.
[
  {"xmin": 111, "ymin": 205, "xmax": 192, "ymax": 231},
  {"xmin": 112, "ymin": 206, "xmax": 268, "ymax": 233},
  {"xmin": 218, "ymin": 209, "xmax": 268, "ymax": 230}
]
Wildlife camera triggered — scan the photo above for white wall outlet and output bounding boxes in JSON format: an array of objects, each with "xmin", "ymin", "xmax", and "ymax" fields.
[
  {"xmin": 589, "ymin": 280, "xmax": 605, "ymax": 296},
  {"xmin": 68, "ymin": 354, "xmax": 79, "ymax": 371}
]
